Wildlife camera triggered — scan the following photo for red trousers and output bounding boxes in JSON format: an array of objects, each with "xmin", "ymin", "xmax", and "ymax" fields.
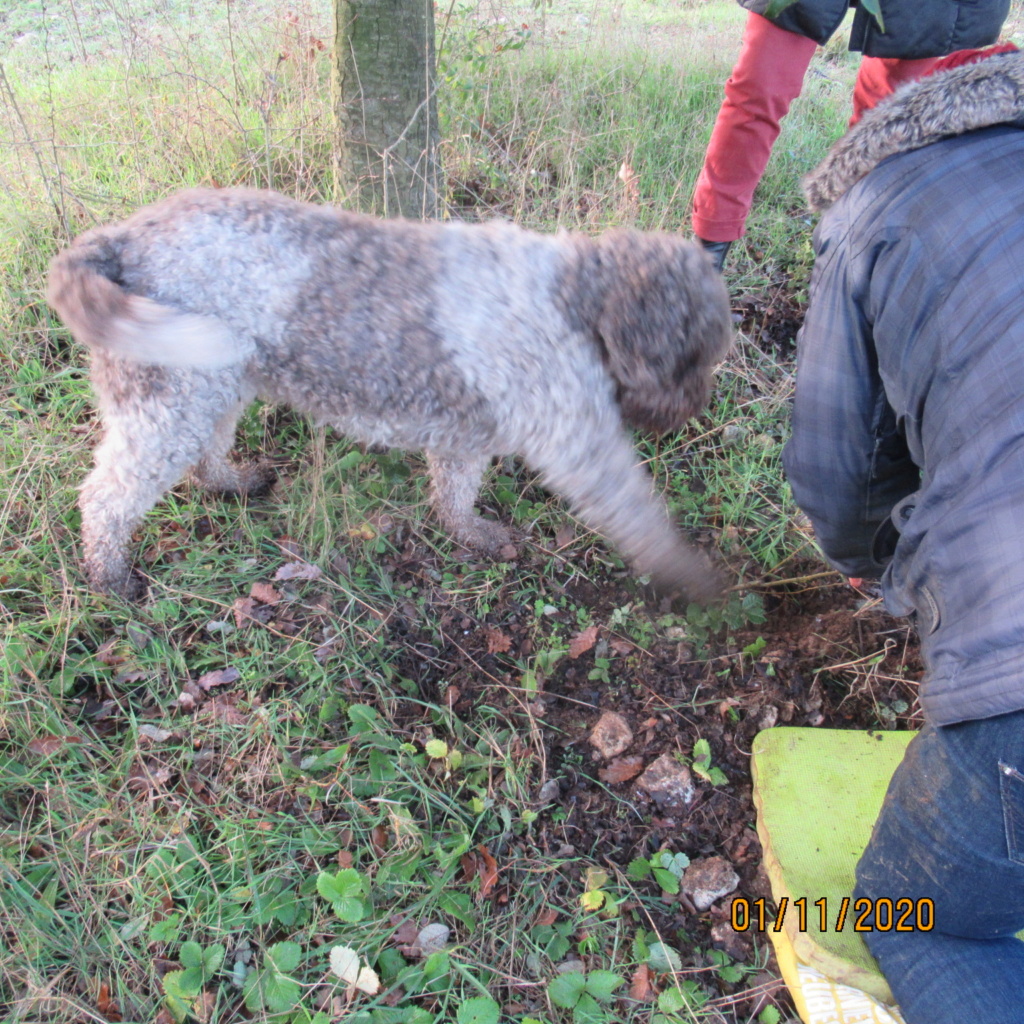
[{"xmin": 691, "ymin": 13, "xmax": 937, "ymax": 243}]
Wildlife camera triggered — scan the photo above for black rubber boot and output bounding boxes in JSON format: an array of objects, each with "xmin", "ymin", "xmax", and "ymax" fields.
[{"xmin": 697, "ymin": 237, "xmax": 732, "ymax": 273}]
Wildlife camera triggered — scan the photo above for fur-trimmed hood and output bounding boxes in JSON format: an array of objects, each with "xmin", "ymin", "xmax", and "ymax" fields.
[{"xmin": 804, "ymin": 50, "xmax": 1024, "ymax": 212}]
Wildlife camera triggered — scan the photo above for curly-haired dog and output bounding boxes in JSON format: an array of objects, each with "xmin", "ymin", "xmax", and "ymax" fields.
[{"xmin": 47, "ymin": 188, "xmax": 732, "ymax": 602}]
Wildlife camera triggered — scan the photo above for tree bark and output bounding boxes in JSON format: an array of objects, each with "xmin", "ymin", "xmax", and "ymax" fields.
[{"xmin": 333, "ymin": 0, "xmax": 443, "ymax": 219}]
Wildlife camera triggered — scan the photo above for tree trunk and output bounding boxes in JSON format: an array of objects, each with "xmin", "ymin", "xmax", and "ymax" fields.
[{"xmin": 333, "ymin": 0, "xmax": 443, "ymax": 219}]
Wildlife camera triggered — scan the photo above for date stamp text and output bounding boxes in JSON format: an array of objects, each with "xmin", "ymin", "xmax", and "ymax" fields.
[{"xmin": 731, "ymin": 896, "xmax": 935, "ymax": 933}]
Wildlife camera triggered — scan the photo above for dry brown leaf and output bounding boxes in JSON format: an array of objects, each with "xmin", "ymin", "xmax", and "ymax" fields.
[
  {"xmin": 371, "ymin": 824, "xmax": 389, "ymax": 857},
  {"xmin": 628, "ymin": 964, "xmax": 656, "ymax": 1003},
  {"xmin": 137, "ymin": 724, "xmax": 176, "ymax": 743},
  {"xmin": 94, "ymin": 981, "xmax": 123, "ymax": 1022},
  {"xmin": 203, "ymin": 698, "xmax": 250, "ymax": 726},
  {"xmin": 484, "ymin": 628, "xmax": 512, "ymax": 655},
  {"xmin": 391, "ymin": 917, "xmax": 420, "ymax": 946},
  {"xmin": 598, "ymin": 756, "xmax": 645, "ymax": 784},
  {"xmin": 273, "ymin": 560, "xmax": 322, "ymax": 582},
  {"xmin": 718, "ymin": 697, "xmax": 742, "ymax": 719},
  {"xmin": 338, "ymin": 850, "xmax": 354, "ymax": 869},
  {"xmin": 533, "ymin": 907, "xmax": 558, "ymax": 928},
  {"xmin": 196, "ymin": 989, "xmax": 217, "ymax": 1022},
  {"xmin": 250, "ymin": 581, "xmax": 282, "ymax": 605},
  {"xmin": 28, "ymin": 734, "xmax": 84, "ymax": 758},
  {"xmin": 554, "ymin": 524, "xmax": 576, "ymax": 549},
  {"xmin": 127, "ymin": 763, "xmax": 173, "ymax": 794},
  {"xmin": 95, "ymin": 638, "xmax": 126, "ymax": 667},
  {"xmin": 476, "ymin": 844, "xmax": 499, "ymax": 899},
  {"xmin": 275, "ymin": 535, "xmax": 304, "ymax": 558},
  {"xmin": 232, "ymin": 596, "xmax": 259, "ymax": 628},
  {"xmin": 196, "ymin": 667, "xmax": 240, "ymax": 691},
  {"xmin": 568, "ymin": 625, "xmax": 599, "ymax": 659}
]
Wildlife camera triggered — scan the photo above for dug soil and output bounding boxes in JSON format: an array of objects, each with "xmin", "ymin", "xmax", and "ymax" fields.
[{"xmin": 370, "ymin": 284, "xmax": 923, "ymax": 1019}]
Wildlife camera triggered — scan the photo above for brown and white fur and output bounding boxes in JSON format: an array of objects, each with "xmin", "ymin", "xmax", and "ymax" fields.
[
  {"xmin": 47, "ymin": 188, "xmax": 732, "ymax": 601},
  {"xmin": 804, "ymin": 50, "xmax": 1024, "ymax": 212}
]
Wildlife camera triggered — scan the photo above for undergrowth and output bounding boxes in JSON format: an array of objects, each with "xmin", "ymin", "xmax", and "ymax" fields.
[{"xmin": 0, "ymin": 1, "xmax": 868, "ymax": 1021}]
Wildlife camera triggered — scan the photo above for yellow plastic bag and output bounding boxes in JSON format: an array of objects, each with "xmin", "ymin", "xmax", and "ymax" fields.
[{"xmin": 750, "ymin": 728, "xmax": 915, "ymax": 1022}]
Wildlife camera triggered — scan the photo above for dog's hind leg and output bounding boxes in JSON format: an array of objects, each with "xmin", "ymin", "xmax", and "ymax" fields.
[
  {"xmin": 190, "ymin": 401, "xmax": 276, "ymax": 497},
  {"xmin": 80, "ymin": 389, "xmax": 231, "ymax": 598},
  {"xmin": 527, "ymin": 426, "xmax": 725, "ymax": 606},
  {"xmin": 424, "ymin": 451, "xmax": 513, "ymax": 555}
]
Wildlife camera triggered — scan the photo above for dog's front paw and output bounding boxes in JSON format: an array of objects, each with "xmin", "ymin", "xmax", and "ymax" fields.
[
  {"xmin": 453, "ymin": 517, "xmax": 519, "ymax": 560},
  {"xmin": 237, "ymin": 460, "xmax": 277, "ymax": 497},
  {"xmin": 87, "ymin": 565, "xmax": 149, "ymax": 602}
]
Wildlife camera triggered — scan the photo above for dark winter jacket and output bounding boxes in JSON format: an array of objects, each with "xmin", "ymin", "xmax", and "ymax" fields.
[
  {"xmin": 783, "ymin": 53, "xmax": 1024, "ymax": 727},
  {"xmin": 740, "ymin": 0, "xmax": 1008, "ymax": 58}
]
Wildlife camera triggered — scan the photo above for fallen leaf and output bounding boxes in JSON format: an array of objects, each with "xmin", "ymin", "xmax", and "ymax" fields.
[
  {"xmin": 329, "ymin": 945, "xmax": 381, "ymax": 996},
  {"xmin": 204, "ymin": 699, "xmax": 250, "ymax": 726},
  {"xmin": 96, "ymin": 981, "xmax": 122, "ymax": 1022},
  {"xmin": 533, "ymin": 907, "xmax": 558, "ymax": 928},
  {"xmin": 127, "ymin": 762, "xmax": 173, "ymax": 794},
  {"xmin": 95, "ymin": 638, "xmax": 126, "ymax": 667},
  {"xmin": 391, "ymin": 917, "xmax": 420, "ymax": 946},
  {"xmin": 484, "ymin": 628, "xmax": 511, "ymax": 655},
  {"xmin": 275, "ymin": 535, "xmax": 304, "ymax": 557},
  {"xmin": 232, "ymin": 596, "xmax": 261, "ymax": 629},
  {"xmin": 628, "ymin": 963, "xmax": 655, "ymax": 1003},
  {"xmin": 476, "ymin": 844, "xmax": 499, "ymax": 899},
  {"xmin": 598, "ymin": 756, "xmax": 644, "ymax": 784},
  {"xmin": 718, "ymin": 698, "xmax": 742, "ymax": 719},
  {"xmin": 138, "ymin": 724, "xmax": 176, "ymax": 743},
  {"xmin": 399, "ymin": 922, "xmax": 450, "ymax": 958},
  {"xmin": 273, "ymin": 560, "xmax": 322, "ymax": 582},
  {"xmin": 370, "ymin": 824, "xmax": 388, "ymax": 857},
  {"xmin": 126, "ymin": 623, "xmax": 153, "ymax": 649},
  {"xmin": 250, "ymin": 581, "xmax": 282, "ymax": 605},
  {"xmin": 552, "ymin": 523, "xmax": 575, "ymax": 550},
  {"xmin": 196, "ymin": 667, "xmax": 240, "ymax": 691},
  {"xmin": 28, "ymin": 734, "xmax": 84, "ymax": 758},
  {"xmin": 568, "ymin": 625, "xmax": 599, "ymax": 659}
]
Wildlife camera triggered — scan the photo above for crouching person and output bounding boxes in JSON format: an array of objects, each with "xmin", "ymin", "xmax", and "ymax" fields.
[{"xmin": 784, "ymin": 50, "xmax": 1024, "ymax": 1023}]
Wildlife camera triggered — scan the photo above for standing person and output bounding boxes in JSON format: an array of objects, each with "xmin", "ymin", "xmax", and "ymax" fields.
[
  {"xmin": 784, "ymin": 53, "xmax": 1024, "ymax": 1023},
  {"xmin": 692, "ymin": 0, "xmax": 1010, "ymax": 271}
]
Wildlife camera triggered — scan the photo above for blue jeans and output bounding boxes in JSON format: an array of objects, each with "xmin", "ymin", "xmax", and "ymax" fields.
[{"xmin": 855, "ymin": 709, "xmax": 1024, "ymax": 1023}]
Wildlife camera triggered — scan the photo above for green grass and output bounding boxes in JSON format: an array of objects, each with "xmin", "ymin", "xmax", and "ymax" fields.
[{"xmin": 0, "ymin": 1, "xmax": 861, "ymax": 1021}]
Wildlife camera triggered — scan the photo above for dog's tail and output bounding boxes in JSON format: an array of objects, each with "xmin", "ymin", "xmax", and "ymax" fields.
[{"xmin": 47, "ymin": 233, "xmax": 249, "ymax": 369}]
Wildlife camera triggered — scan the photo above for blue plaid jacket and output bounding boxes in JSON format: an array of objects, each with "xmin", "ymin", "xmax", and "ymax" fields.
[{"xmin": 784, "ymin": 123, "xmax": 1024, "ymax": 726}]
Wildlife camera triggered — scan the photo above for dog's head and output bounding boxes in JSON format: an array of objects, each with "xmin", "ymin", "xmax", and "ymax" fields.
[{"xmin": 588, "ymin": 231, "xmax": 733, "ymax": 434}]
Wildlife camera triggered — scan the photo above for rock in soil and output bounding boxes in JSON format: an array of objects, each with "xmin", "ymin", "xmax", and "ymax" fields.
[
  {"xmin": 589, "ymin": 711, "xmax": 633, "ymax": 759},
  {"xmin": 635, "ymin": 753, "xmax": 695, "ymax": 809},
  {"xmin": 681, "ymin": 856, "xmax": 740, "ymax": 911}
]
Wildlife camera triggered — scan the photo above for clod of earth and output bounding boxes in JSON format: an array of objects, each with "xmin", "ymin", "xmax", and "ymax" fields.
[
  {"xmin": 681, "ymin": 856, "xmax": 741, "ymax": 911},
  {"xmin": 635, "ymin": 753, "xmax": 695, "ymax": 809},
  {"xmin": 588, "ymin": 711, "xmax": 633, "ymax": 759}
]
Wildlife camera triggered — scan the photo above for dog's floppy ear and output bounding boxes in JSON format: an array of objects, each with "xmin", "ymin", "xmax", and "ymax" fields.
[{"xmin": 594, "ymin": 231, "xmax": 732, "ymax": 434}]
